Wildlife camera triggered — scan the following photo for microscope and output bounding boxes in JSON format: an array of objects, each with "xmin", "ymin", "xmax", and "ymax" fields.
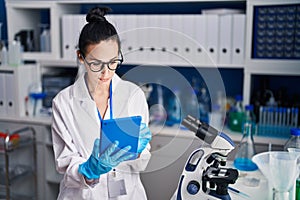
[{"xmin": 176, "ymin": 115, "xmax": 239, "ymax": 200}]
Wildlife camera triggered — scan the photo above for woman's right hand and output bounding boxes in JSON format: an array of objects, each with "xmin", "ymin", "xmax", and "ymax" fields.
[{"xmin": 78, "ymin": 139, "xmax": 135, "ymax": 180}]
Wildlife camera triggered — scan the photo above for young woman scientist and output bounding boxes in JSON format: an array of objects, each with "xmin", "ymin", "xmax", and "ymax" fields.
[{"xmin": 51, "ymin": 7, "xmax": 152, "ymax": 200}]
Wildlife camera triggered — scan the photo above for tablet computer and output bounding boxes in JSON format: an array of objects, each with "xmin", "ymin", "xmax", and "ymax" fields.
[{"xmin": 100, "ymin": 116, "xmax": 142, "ymax": 160}]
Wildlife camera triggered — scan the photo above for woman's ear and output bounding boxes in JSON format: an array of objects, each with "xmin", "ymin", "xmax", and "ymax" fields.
[{"xmin": 77, "ymin": 50, "xmax": 84, "ymax": 63}]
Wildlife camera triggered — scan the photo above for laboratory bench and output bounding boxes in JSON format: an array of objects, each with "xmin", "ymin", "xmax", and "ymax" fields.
[{"xmin": 0, "ymin": 116, "xmax": 287, "ymax": 200}]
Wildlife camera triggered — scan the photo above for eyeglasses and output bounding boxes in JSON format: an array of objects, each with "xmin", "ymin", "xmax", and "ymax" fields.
[{"xmin": 81, "ymin": 52, "xmax": 123, "ymax": 72}]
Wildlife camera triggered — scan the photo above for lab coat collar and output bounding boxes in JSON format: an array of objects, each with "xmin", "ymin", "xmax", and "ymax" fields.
[{"xmin": 72, "ymin": 73, "xmax": 121, "ymax": 101}]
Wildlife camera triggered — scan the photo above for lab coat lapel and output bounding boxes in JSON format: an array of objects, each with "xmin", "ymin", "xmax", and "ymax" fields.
[
  {"xmin": 111, "ymin": 75, "xmax": 129, "ymax": 118},
  {"xmin": 72, "ymin": 74, "xmax": 100, "ymax": 153}
]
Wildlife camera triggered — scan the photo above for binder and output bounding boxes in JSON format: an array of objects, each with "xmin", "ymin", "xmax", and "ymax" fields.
[
  {"xmin": 0, "ymin": 73, "xmax": 6, "ymax": 115},
  {"xmin": 170, "ymin": 15, "xmax": 185, "ymax": 66},
  {"xmin": 205, "ymin": 14, "xmax": 219, "ymax": 65},
  {"xmin": 194, "ymin": 15, "xmax": 207, "ymax": 65},
  {"xmin": 157, "ymin": 14, "xmax": 172, "ymax": 65},
  {"xmin": 5, "ymin": 71, "xmax": 16, "ymax": 116},
  {"xmin": 136, "ymin": 15, "xmax": 149, "ymax": 64},
  {"xmin": 218, "ymin": 14, "xmax": 233, "ymax": 65},
  {"xmin": 62, "ymin": 15, "xmax": 74, "ymax": 60},
  {"xmin": 232, "ymin": 14, "xmax": 246, "ymax": 65},
  {"xmin": 146, "ymin": 14, "xmax": 161, "ymax": 65},
  {"xmin": 182, "ymin": 15, "xmax": 197, "ymax": 66},
  {"xmin": 122, "ymin": 15, "xmax": 138, "ymax": 64}
]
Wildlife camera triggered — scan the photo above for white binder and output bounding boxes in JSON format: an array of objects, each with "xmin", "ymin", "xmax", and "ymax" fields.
[
  {"xmin": 0, "ymin": 73, "xmax": 6, "ymax": 115},
  {"xmin": 194, "ymin": 15, "xmax": 207, "ymax": 65},
  {"xmin": 5, "ymin": 71, "xmax": 16, "ymax": 116},
  {"xmin": 232, "ymin": 14, "xmax": 246, "ymax": 65},
  {"xmin": 182, "ymin": 15, "xmax": 197, "ymax": 67},
  {"xmin": 122, "ymin": 15, "xmax": 138, "ymax": 64},
  {"xmin": 218, "ymin": 14, "xmax": 233, "ymax": 65},
  {"xmin": 62, "ymin": 15, "xmax": 74, "ymax": 60},
  {"xmin": 205, "ymin": 14, "xmax": 219, "ymax": 65},
  {"xmin": 170, "ymin": 15, "xmax": 185, "ymax": 66},
  {"xmin": 157, "ymin": 14, "xmax": 172, "ymax": 65}
]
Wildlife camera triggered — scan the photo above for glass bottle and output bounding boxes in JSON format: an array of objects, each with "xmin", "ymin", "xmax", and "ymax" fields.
[
  {"xmin": 284, "ymin": 128, "xmax": 300, "ymax": 200},
  {"xmin": 233, "ymin": 105, "xmax": 258, "ymax": 171},
  {"xmin": 228, "ymin": 95, "xmax": 244, "ymax": 132}
]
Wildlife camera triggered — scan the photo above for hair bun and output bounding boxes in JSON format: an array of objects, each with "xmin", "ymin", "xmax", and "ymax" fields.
[{"xmin": 86, "ymin": 7, "xmax": 112, "ymax": 23}]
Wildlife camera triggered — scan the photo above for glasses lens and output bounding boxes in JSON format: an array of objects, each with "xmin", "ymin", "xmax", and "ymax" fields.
[
  {"xmin": 90, "ymin": 62, "xmax": 104, "ymax": 72},
  {"xmin": 108, "ymin": 60, "xmax": 122, "ymax": 70}
]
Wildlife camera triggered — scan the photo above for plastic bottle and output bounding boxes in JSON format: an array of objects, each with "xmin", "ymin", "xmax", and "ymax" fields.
[
  {"xmin": 198, "ymin": 86, "xmax": 210, "ymax": 124},
  {"xmin": 185, "ymin": 89, "xmax": 199, "ymax": 119},
  {"xmin": 8, "ymin": 39, "xmax": 22, "ymax": 67},
  {"xmin": 284, "ymin": 128, "xmax": 300, "ymax": 200},
  {"xmin": 233, "ymin": 104, "xmax": 258, "ymax": 171},
  {"xmin": 0, "ymin": 43, "xmax": 8, "ymax": 66},
  {"xmin": 228, "ymin": 95, "xmax": 244, "ymax": 132},
  {"xmin": 40, "ymin": 24, "xmax": 51, "ymax": 52},
  {"xmin": 166, "ymin": 88, "xmax": 181, "ymax": 126}
]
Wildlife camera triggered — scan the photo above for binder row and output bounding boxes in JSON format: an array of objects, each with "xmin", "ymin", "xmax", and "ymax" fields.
[
  {"xmin": 62, "ymin": 13, "xmax": 246, "ymax": 66},
  {"xmin": 253, "ymin": 4, "xmax": 300, "ymax": 59},
  {"xmin": 0, "ymin": 65, "xmax": 38, "ymax": 117}
]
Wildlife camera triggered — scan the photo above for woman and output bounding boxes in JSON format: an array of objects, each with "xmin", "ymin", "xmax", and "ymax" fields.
[{"xmin": 51, "ymin": 6, "xmax": 151, "ymax": 200}]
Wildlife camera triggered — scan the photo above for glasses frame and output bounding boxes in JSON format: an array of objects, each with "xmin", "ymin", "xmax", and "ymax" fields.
[{"xmin": 81, "ymin": 51, "xmax": 123, "ymax": 72}]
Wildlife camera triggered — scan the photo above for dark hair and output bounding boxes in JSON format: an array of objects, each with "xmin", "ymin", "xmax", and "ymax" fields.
[{"xmin": 78, "ymin": 6, "xmax": 121, "ymax": 56}]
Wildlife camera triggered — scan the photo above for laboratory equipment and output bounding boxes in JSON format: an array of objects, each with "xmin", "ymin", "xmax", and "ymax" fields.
[
  {"xmin": 39, "ymin": 24, "xmax": 51, "ymax": 52},
  {"xmin": 167, "ymin": 88, "xmax": 181, "ymax": 126},
  {"xmin": 228, "ymin": 95, "xmax": 244, "ymax": 132},
  {"xmin": 0, "ymin": 127, "xmax": 37, "ymax": 199},
  {"xmin": 0, "ymin": 41, "xmax": 8, "ymax": 66},
  {"xmin": 284, "ymin": 128, "xmax": 300, "ymax": 200},
  {"xmin": 8, "ymin": 39, "xmax": 22, "ymax": 67},
  {"xmin": 198, "ymin": 86, "xmax": 210, "ymax": 124},
  {"xmin": 176, "ymin": 115, "xmax": 239, "ymax": 200},
  {"xmin": 252, "ymin": 151, "xmax": 300, "ymax": 200},
  {"xmin": 233, "ymin": 104, "xmax": 258, "ymax": 171},
  {"xmin": 28, "ymin": 82, "xmax": 46, "ymax": 116}
]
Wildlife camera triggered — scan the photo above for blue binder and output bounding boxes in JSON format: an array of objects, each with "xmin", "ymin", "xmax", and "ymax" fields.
[{"xmin": 100, "ymin": 116, "xmax": 142, "ymax": 160}]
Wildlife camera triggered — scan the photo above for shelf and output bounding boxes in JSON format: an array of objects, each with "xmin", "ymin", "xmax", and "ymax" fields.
[
  {"xmin": 0, "ymin": 165, "xmax": 33, "ymax": 185},
  {"xmin": 0, "ymin": 116, "xmax": 52, "ymax": 126},
  {"xmin": 150, "ymin": 125, "xmax": 287, "ymax": 146},
  {"xmin": 245, "ymin": 60, "xmax": 300, "ymax": 76}
]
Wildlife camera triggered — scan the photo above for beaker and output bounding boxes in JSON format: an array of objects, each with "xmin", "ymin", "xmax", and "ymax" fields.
[{"xmin": 252, "ymin": 151, "xmax": 300, "ymax": 200}]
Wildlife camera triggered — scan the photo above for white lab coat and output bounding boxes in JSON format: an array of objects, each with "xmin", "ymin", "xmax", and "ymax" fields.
[{"xmin": 51, "ymin": 73, "xmax": 151, "ymax": 200}]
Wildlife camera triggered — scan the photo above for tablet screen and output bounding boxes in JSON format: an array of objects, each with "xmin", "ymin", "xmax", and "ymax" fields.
[{"xmin": 100, "ymin": 116, "xmax": 142, "ymax": 160}]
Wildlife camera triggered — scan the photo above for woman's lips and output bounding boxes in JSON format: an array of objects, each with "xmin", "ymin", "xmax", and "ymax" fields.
[{"xmin": 99, "ymin": 77, "xmax": 109, "ymax": 82}]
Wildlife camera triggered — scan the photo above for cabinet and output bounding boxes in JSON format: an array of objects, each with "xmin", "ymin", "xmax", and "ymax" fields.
[
  {"xmin": 0, "ymin": 126, "xmax": 37, "ymax": 200},
  {"xmin": 0, "ymin": 118, "xmax": 61, "ymax": 200}
]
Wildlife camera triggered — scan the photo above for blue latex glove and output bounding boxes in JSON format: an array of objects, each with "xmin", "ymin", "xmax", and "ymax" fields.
[
  {"xmin": 78, "ymin": 139, "xmax": 135, "ymax": 180},
  {"xmin": 137, "ymin": 123, "xmax": 152, "ymax": 154}
]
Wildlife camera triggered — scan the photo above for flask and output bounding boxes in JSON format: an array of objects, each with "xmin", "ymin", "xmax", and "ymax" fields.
[
  {"xmin": 228, "ymin": 95, "xmax": 244, "ymax": 132},
  {"xmin": 284, "ymin": 128, "xmax": 300, "ymax": 200},
  {"xmin": 243, "ymin": 105, "xmax": 257, "ymax": 134},
  {"xmin": 233, "ymin": 104, "xmax": 258, "ymax": 171}
]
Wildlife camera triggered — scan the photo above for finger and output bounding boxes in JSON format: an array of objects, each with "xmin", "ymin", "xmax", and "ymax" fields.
[
  {"xmin": 140, "ymin": 123, "xmax": 146, "ymax": 130},
  {"xmin": 105, "ymin": 140, "xmax": 119, "ymax": 156},
  {"xmin": 93, "ymin": 138, "xmax": 100, "ymax": 156},
  {"xmin": 118, "ymin": 152, "xmax": 136, "ymax": 162},
  {"xmin": 112, "ymin": 145, "xmax": 131, "ymax": 160}
]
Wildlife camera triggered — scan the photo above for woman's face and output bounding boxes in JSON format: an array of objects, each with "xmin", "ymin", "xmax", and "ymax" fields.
[{"xmin": 82, "ymin": 40, "xmax": 119, "ymax": 89}]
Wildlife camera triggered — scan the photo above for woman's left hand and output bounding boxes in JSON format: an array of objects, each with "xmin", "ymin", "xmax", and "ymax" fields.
[{"xmin": 137, "ymin": 123, "xmax": 152, "ymax": 154}]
